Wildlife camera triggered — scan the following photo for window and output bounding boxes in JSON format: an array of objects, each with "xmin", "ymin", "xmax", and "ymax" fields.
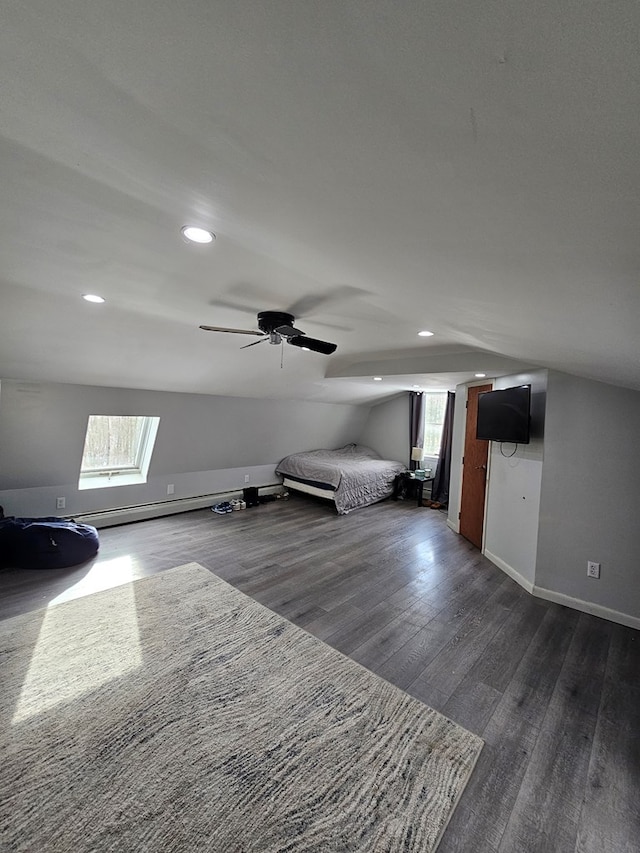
[
  {"xmin": 79, "ymin": 415, "xmax": 160, "ymax": 490},
  {"xmin": 423, "ymin": 393, "xmax": 447, "ymax": 456}
]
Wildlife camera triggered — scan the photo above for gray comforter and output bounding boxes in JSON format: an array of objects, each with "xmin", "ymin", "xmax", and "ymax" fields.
[{"xmin": 276, "ymin": 444, "xmax": 406, "ymax": 514}]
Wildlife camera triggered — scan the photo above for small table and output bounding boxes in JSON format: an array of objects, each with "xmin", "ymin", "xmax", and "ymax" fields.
[{"xmin": 393, "ymin": 473, "xmax": 435, "ymax": 507}]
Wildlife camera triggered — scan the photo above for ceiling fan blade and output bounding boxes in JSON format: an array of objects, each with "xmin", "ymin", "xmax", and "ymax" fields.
[
  {"xmin": 240, "ymin": 338, "xmax": 269, "ymax": 349},
  {"xmin": 199, "ymin": 325, "xmax": 264, "ymax": 336},
  {"xmin": 303, "ymin": 318, "xmax": 353, "ymax": 332},
  {"xmin": 286, "ymin": 286, "xmax": 370, "ymax": 318},
  {"xmin": 275, "ymin": 324, "xmax": 305, "ymax": 337},
  {"xmin": 288, "ymin": 335, "xmax": 337, "ymax": 355},
  {"xmin": 206, "ymin": 297, "xmax": 257, "ymax": 314}
]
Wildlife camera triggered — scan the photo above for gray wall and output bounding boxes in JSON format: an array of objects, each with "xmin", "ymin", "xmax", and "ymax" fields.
[
  {"xmin": 0, "ymin": 380, "xmax": 368, "ymax": 517},
  {"xmin": 356, "ymin": 391, "xmax": 440, "ymax": 475},
  {"xmin": 356, "ymin": 393, "xmax": 409, "ymax": 465},
  {"xmin": 6, "ymin": 373, "xmax": 638, "ymax": 623},
  {"xmin": 536, "ymin": 371, "xmax": 640, "ymax": 618},
  {"xmin": 286, "ymin": 368, "xmax": 640, "ymax": 624}
]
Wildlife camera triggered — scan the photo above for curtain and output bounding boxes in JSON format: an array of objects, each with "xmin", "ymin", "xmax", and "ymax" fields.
[
  {"xmin": 432, "ymin": 391, "xmax": 455, "ymax": 505},
  {"xmin": 409, "ymin": 391, "xmax": 425, "ymax": 470}
]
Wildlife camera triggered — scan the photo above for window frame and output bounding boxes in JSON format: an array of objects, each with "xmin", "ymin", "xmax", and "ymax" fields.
[
  {"xmin": 78, "ymin": 415, "xmax": 160, "ymax": 490},
  {"xmin": 422, "ymin": 392, "xmax": 448, "ymax": 457}
]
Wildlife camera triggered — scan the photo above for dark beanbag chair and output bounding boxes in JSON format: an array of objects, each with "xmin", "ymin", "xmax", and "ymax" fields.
[{"xmin": 0, "ymin": 517, "xmax": 99, "ymax": 570}]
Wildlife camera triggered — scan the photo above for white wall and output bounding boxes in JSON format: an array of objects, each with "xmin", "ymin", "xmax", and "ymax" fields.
[
  {"xmin": 0, "ymin": 380, "xmax": 368, "ymax": 517},
  {"xmin": 535, "ymin": 371, "xmax": 640, "ymax": 622},
  {"xmin": 482, "ymin": 371, "xmax": 547, "ymax": 587}
]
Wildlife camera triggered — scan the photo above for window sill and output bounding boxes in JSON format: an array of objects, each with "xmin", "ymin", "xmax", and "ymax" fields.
[{"xmin": 78, "ymin": 473, "xmax": 147, "ymax": 491}]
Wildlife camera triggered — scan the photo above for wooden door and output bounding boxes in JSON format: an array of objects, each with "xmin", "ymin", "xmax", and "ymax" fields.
[{"xmin": 459, "ymin": 384, "xmax": 491, "ymax": 549}]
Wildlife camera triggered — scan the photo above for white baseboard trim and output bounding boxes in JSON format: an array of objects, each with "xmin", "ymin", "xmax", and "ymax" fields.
[
  {"xmin": 446, "ymin": 518, "xmax": 459, "ymax": 534},
  {"xmin": 484, "ymin": 549, "xmax": 535, "ymax": 594},
  {"xmin": 75, "ymin": 484, "xmax": 281, "ymax": 528},
  {"xmin": 483, "ymin": 549, "xmax": 640, "ymax": 630},
  {"xmin": 531, "ymin": 586, "xmax": 640, "ymax": 631}
]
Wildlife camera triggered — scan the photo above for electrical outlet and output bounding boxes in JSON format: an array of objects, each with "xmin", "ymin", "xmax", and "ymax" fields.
[
  {"xmin": 587, "ymin": 560, "xmax": 600, "ymax": 579},
  {"xmin": 167, "ymin": 484, "xmax": 175, "ymax": 495},
  {"xmin": 244, "ymin": 474, "xmax": 250, "ymax": 483},
  {"xmin": 56, "ymin": 497, "xmax": 66, "ymax": 509}
]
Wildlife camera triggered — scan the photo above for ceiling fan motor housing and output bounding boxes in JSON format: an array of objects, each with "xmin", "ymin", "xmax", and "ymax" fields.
[{"xmin": 257, "ymin": 311, "xmax": 297, "ymax": 335}]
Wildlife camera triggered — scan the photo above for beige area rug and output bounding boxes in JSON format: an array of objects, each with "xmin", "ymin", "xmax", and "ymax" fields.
[{"xmin": 0, "ymin": 563, "xmax": 483, "ymax": 852}]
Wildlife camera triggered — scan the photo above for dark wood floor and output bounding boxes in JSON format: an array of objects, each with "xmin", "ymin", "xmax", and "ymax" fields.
[{"xmin": 2, "ymin": 494, "xmax": 639, "ymax": 852}]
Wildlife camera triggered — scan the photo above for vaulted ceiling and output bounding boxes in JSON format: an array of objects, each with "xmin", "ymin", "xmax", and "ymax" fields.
[{"xmin": 1, "ymin": 1, "xmax": 638, "ymax": 404}]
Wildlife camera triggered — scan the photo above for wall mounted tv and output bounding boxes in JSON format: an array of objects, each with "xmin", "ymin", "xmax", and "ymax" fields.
[{"xmin": 476, "ymin": 385, "xmax": 531, "ymax": 444}]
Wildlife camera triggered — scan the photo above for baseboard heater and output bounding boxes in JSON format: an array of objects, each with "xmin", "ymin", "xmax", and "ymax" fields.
[{"xmin": 75, "ymin": 484, "xmax": 281, "ymax": 529}]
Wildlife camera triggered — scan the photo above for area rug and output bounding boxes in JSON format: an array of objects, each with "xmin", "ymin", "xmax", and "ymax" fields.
[{"xmin": 0, "ymin": 563, "xmax": 482, "ymax": 852}]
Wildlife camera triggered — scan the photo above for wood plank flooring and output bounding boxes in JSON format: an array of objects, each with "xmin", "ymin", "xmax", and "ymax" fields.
[{"xmin": 1, "ymin": 494, "xmax": 639, "ymax": 852}]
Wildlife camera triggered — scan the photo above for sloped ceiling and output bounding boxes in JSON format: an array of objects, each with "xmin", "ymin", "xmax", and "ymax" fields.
[{"xmin": 1, "ymin": 1, "xmax": 638, "ymax": 404}]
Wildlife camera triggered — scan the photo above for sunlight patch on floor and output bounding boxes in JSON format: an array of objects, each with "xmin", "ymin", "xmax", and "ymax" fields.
[
  {"xmin": 12, "ymin": 556, "xmax": 141, "ymax": 724},
  {"xmin": 414, "ymin": 540, "xmax": 437, "ymax": 563},
  {"xmin": 48, "ymin": 554, "xmax": 142, "ymax": 606}
]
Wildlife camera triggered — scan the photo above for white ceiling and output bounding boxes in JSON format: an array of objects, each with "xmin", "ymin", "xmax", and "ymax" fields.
[{"xmin": 1, "ymin": 1, "xmax": 639, "ymax": 405}]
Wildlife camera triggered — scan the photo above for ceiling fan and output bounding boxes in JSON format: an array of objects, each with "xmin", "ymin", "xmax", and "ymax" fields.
[{"xmin": 199, "ymin": 311, "xmax": 337, "ymax": 355}]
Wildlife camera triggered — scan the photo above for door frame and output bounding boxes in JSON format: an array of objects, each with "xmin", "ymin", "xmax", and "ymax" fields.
[{"xmin": 449, "ymin": 379, "xmax": 493, "ymax": 551}]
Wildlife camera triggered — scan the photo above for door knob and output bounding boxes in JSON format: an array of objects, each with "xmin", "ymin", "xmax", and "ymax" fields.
[{"xmin": 475, "ymin": 465, "xmax": 487, "ymax": 470}]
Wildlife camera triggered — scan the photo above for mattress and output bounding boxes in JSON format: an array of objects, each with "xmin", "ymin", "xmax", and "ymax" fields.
[
  {"xmin": 282, "ymin": 477, "xmax": 335, "ymax": 500},
  {"xmin": 276, "ymin": 444, "xmax": 406, "ymax": 514}
]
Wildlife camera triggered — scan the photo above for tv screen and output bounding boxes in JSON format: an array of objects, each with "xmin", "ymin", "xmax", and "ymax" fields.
[{"xmin": 476, "ymin": 385, "xmax": 531, "ymax": 444}]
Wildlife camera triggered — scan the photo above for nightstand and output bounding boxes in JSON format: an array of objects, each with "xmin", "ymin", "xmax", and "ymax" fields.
[{"xmin": 392, "ymin": 472, "xmax": 435, "ymax": 507}]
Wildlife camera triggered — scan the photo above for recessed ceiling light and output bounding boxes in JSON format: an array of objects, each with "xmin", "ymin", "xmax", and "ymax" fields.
[
  {"xmin": 82, "ymin": 294, "xmax": 105, "ymax": 303},
  {"xmin": 373, "ymin": 376, "xmax": 383, "ymax": 381},
  {"xmin": 181, "ymin": 225, "xmax": 216, "ymax": 244},
  {"xmin": 418, "ymin": 330, "xmax": 434, "ymax": 337},
  {"xmin": 475, "ymin": 373, "xmax": 487, "ymax": 378}
]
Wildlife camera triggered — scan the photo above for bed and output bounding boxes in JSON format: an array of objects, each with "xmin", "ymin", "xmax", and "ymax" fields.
[{"xmin": 276, "ymin": 444, "xmax": 406, "ymax": 515}]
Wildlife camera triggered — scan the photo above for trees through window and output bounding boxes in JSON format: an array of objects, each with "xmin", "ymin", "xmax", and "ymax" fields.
[
  {"xmin": 423, "ymin": 393, "xmax": 447, "ymax": 456},
  {"xmin": 79, "ymin": 415, "xmax": 159, "ymax": 488}
]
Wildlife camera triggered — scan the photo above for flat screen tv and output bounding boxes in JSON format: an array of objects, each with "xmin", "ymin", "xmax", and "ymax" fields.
[{"xmin": 476, "ymin": 385, "xmax": 531, "ymax": 444}]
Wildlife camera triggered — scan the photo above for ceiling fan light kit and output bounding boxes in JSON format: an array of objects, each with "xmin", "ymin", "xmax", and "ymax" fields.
[{"xmin": 200, "ymin": 311, "xmax": 337, "ymax": 355}]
